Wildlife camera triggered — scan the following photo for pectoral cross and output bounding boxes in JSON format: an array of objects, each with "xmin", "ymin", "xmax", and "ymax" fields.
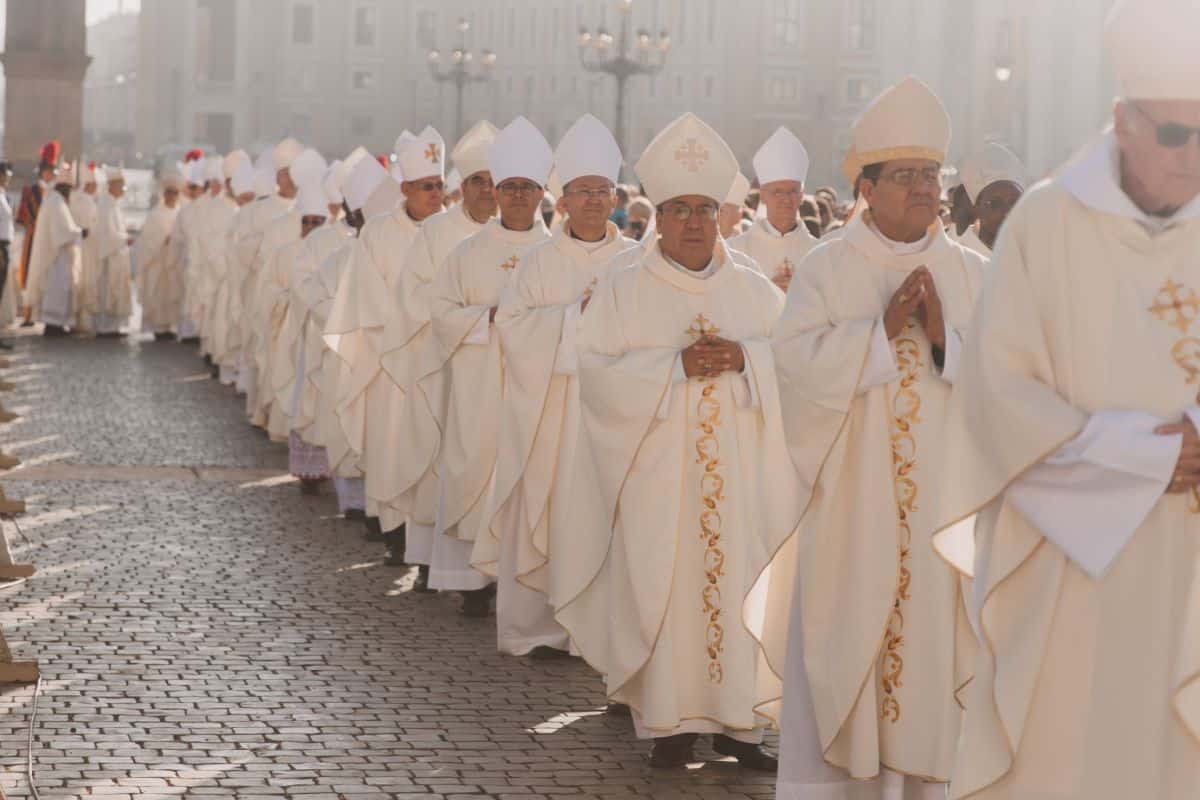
[
  {"xmin": 500, "ymin": 255, "xmax": 519, "ymax": 272},
  {"xmin": 425, "ymin": 143, "xmax": 440, "ymax": 164},
  {"xmin": 674, "ymin": 138, "xmax": 710, "ymax": 173},
  {"xmin": 686, "ymin": 313, "xmax": 721, "ymax": 340},
  {"xmin": 1149, "ymin": 279, "xmax": 1200, "ymax": 334},
  {"xmin": 776, "ymin": 257, "xmax": 795, "ymax": 281}
]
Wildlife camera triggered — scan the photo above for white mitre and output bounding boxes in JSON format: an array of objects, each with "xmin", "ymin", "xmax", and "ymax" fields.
[
  {"xmin": 203, "ymin": 156, "xmax": 224, "ymax": 182},
  {"xmin": 724, "ymin": 172, "xmax": 751, "ymax": 207},
  {"xmin": 753, "ymin": 126, "xmax": 810, "ymax": 186},
  {"xmin": 555, "ymin": 113, "xmax": 622, "ymax": 186},
  {"xmin": 343, "ymin": 156, "xmax": 387, "ymax": 213},
  {"xmin": 398, "ymin": 125, "xmax": 445, "ymax": 183},
  {"xmin": 489, "ymin": 116, "xmax": 553, "ymax": 187},
  {"xmin": 1106, "ymin": 0, "xmax": 1200, "ymax": 100},
  {"xmin": 223, "ymin": 149, "xmax": 250, "ymax": 180},
  {"xmin": 104, "ymin": 164, "xmax": 125, "ymax": 182},
  {"xmin": 289, "ymin": 148, "xmax": 328, "ymax": 190},
  {"xmin": 231, "ymin": 161, "xmax": 255, "ymax": 196},
  {"xmin": 296, "ymin": 176, "xmax": 330, "ymax": 218},
  {"xmin": 322, "ymin": 160, "xmax": 343, "ymax": 205},
  {"xmin": 252, "ymin": 150, "xmax": 277, "ymax": 196},
  {"xmin": 845, "ymin": 76, "xmax": 951, "ymax": 177},
  {"xmin": 160, "ymin": 165, "xmax": 184, "ymax": 191},
  {"xmin": 452, "ymin": 120, "xmax": 499, "ymax": 180},
  {"xmin": 446, "ymin": 167, "xmax": 462, "ymax": 194},
  {"xmin": 273, "ymin": 136, "xmax": 304, "ymax": 171},
  {"xmin": 187, "ymin": 160, "xmax": 207, "ymax": 187},
  {"xmin": 635, "ymin": 112, "xmax": 739, "ymax": 205},
  {"xmin": 961, "ymin": 142, "xmax": 1028, "ymax": 204}
]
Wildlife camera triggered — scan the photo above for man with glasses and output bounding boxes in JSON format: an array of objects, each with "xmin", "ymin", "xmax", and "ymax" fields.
[
  {"xmin": 377, "ymin": 120, "xmax": 498, "ymax": 591},
  {"xmin": 324, "ymin": 128, "xmax": 445, "ymax": 561},
  {"xmin": 422, "ymin": 116, "xmax": 551, "ymax": 617},
  {"xmin": 729, "ymin": 126, "xmax": 819, "ymax": 294},
  {"xmin": 470, "ymin": 114, "xmax": 637, "ymax": 657},
  {"xmin": 935, "ymin": 2, "xmax": 1200, "ymax": 797},
  {"xmin": 557, "ymin": 112, "xmax": 800, "ymax": 771},
  {"xmin": 955, "ymin": 142, "xmax": 1026, "ymax": 254},
  {"xmin": 768, "ymin": 76, "xmax": 986, "ymax": 799}
]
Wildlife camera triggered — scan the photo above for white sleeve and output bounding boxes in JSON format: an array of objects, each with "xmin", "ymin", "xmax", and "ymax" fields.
[
  {"xmin": 656, "ymin": 355, "xmax": 690, "ymax": 420},
  {"xmin": 1006, "ymin": 408, "xmax": 1185, "ymax": 579},
  {"xmin": 463, "ymin": 311, "xmax": 491, "ymax": 345},
  {"xmin": 857, "ymin": 316, "xmax": 900, "ymax": 394},
  {"xmin": 731, "ymin": 351, "xmax": 759, "ymax": 410},
  {"xmin": 552, "ymin": 300, "xmax": 583, "ymax": 376},
  {"xmin": 933, "ymin": 321, "xmax": 963, "ymax": 384}
]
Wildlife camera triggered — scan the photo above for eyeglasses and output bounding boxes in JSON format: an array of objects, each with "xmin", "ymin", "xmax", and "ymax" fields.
[
  {"xmin": 661, "ymin": 202, "xmax": 719, "ymax": 222},
  {"xmin": 563, "ymin": 187, "xmax": 615, "ymax": 201},
  {"xmin": 408, "ymin": 180, "xmax": 444, "ymax": 193},
  {"xmin": 465, "ymin": 174, "xmax": 494, "ymax": 190},
  {"xmin": 1131, "ymin": 103, "xmax": 1200, "ymax": 148},
  {"xmin": 879, "ymin": 167, "xmax": 942, "ymax": 188},
  {"xmin": 497, "ymin": 180, "xmax": 541, "ymax": 197}
]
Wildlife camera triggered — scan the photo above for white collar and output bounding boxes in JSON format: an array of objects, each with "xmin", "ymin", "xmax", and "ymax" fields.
[
  {"xmin": 664, "ymin": 250, "xmax": 717, "ymax": 279},
  {"xmin": 865, "ymin": 216, "xmax": 934, "ymax": 255},
  {"xmin": 1060, "ymin": 128, "xmax": 1200, "ymax": 232}
]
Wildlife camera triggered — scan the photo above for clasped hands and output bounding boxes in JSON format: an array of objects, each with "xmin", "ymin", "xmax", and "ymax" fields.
[
  {"xmin": 1157, "ymin": 417, "xmax": 1200, "ymax": 495},
  {"xmin": 682, "ymin": 335, "xmax": 745, "ymax": 380},
  {"xmin": 884, "ymin": 266, "xmax": 945, "ymax": 349}
]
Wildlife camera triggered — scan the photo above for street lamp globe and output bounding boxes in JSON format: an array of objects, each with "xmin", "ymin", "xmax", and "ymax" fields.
[
  {"xmin": 428, "ymin": 49, "xmax": 440, "ymax": 63},
  {"xmin": 578, "ymin": 28, "xmax": 592, "ymax": 48},
  {"xmin": 658, "ymin": 31, "xmax": 671, "ymax": 51}
]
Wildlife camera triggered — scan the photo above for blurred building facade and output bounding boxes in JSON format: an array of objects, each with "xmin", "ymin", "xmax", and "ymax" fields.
[
  {"xmin": 127, "ymin": 0, "xmax": 1118, "ymax": 189},
  {"xmin": 84, "ymin": 9, "xmax": 139, "ymax": 165}
]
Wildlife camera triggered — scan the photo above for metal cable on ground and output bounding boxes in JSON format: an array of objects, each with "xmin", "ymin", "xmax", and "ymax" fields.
[{"xmin": 26, "ymin": 675, "xmax": 44, "ymax": 800}]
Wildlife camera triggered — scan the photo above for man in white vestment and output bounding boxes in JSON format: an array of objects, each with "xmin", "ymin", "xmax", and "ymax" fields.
[
  {"xmin": 79, "ymin": 166, "xmax": 133, "ymax": 336},
  {"xmin": 25, "ymin": 160, "xmax": 82, "ymax": 336},
  {"xmin": 728, "ymin": 127, "xmax": 819, "ymax": 294},
  {"xmin": 425, "ymin": 117, "xmax": 551, "ymax": 616},
  {"xmin": 211, "ymin": 158, "xmax": 257, "ymax": 381},
  {"xmin": 556, "ymin": 112, "xmax": 800, "ymax": 770},
  {"xmin": 135, "ymin": 168, "xmax": 183, "ymax": 338},
  {"xmin": 168, "ymin": 153, "xmax": 209, "ymax": 341},
  {"xmin": 377, "ymin": 121, "xmax": 497, "ymax": 591},
  {"xmin": 326, "ymin": 127, "xmax": 445, "ymax": 560},
  {"xmin": 719, "ymin": 172, "xmax": 750, "ymax": 240},
  {"xmin": 767, "ymin": 77, "xmax": 986, "ymax": 800},
  {"xmin": 471, "ymin": 114, "xmax": 637, "ymax": 656},
  {"xmin": 954, "ymin": 143, "xmax": 1026, "ymax": 255},
  {"xmin": 932, "ymin": 3, "xmax": 1200, "ymax": 798}
]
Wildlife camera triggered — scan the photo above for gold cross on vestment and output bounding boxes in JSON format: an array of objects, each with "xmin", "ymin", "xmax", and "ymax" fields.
[
  {"xmin": 777, "ymin": 257, "xmax": 795, "ymax": 280},
  {"xmin": 425, "ymin": 143, "xmax": 440, "ymax": 164},
  {"xmin": 674, "ymin": 138, "xmax": 710, "ymax": 173},
  {"xmin": 500, "ymin": 255, "xmax": 519, "ymax": 272},
  {"xmin": 1149, "ymin": 279, "xmax": 1200, "ymax": 334},
  {"xmin": 686, "ymin": 313, "xmax": 721, "ymax": 339}
]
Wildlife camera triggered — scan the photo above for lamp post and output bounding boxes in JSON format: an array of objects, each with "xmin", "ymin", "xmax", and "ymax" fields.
[
  {"xmin": 578, "ymin": 0, "xmax": 670, "ymax": 164},
  {"xmin": 428, "ymin": 17, "xmax": 497, "ymax": 144}
]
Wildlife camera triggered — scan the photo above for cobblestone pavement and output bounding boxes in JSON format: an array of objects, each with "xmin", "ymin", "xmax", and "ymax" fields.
[{"xmin": 0, "ymin": 334, "xmax": 777, "ymax": 800}]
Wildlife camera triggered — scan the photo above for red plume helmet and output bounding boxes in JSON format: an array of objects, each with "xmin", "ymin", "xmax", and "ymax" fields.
[
  {"xmin": 39, "ymin": 140, "xmax": 61, "ymax": 167},
  {"xmin": 376, "ymin": 154, "xmax": 389, "ymax": 168},
  {"xmin": 184, "ymin": 148, "xmax": 204, "ymax": 163},
  {"xmin": 88, "ymin": 161, "xmax": 97, "ymax": 171}
]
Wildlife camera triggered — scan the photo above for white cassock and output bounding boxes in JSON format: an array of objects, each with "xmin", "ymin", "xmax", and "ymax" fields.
[
  {"xmin": 426, "ymin": 217, "xmax": 550, "ymax": 590},
  {"xmin": 727, "ymin": 216, "xmax": 819, "ymax": 287},
  {"xmin": 766, "ymin": 211, "xmax": 985, "ymax": 798},
  {"xmin": 470, "ymin": 221, "xmax": 637, "ymax": 655},
  {"xmin": 954, "ymin": 225, "xmax": 989, "ymax": 256},
  {"xmin": 165, "ymin": 196, "xmax": 205, "ymax": 337},
  {"xmin": 557, "ymin": 242, "xmax": 801, "ymax": 741},
  {"xmin": 79, "ymin": 192, "xmax": 133, "ymax": 334},
  {"xmin": 224, "ymin": 195, "xmax": 289, "ymax": 384},
  {"xmin": 133, "ymin": 200, "xmax": 180, "ymax": 334},
  {"xmin": 313, "ymin": 243, "xmax": 365, "ymax": 484},
  {"xmin": 261, "ymin": 233, "xmax": 312, "ymax": 443},
  {"xmin": 377, "ymin": 204, "xmax": 489, "ymax": 561},
  {"xmin": 198, "ymin": 195, "xmax": 237, "ymax": 358},
  {"xmin": 25, "ymin": 190, "xmax": 82, "ymax": 327},
  {"xmin": 324, "ymin": 205, "xmax": 423, "ymax": 524},
  {"xmin": 248, "ymin": 208, "xmax": 301, "ymax": 426},
  {"xmin": 934, "ymin": 130, "xmax": 1200, "ymax": 800},
  {"xmin": 70, "ymin": 191, "xmax": 98, "ymax": 323}
]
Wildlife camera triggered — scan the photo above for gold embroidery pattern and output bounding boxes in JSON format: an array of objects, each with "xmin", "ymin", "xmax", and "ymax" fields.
[
  {"xmin": 675, "ymin": 138, "xmax": 710, "ymax": 173},
  {"xmin": 500, "ymin": 255, "xmax": 519, "ymax": 272},
  {"xmin": 1149, "ymin": 278, "xmax": 1200, "ymax": 513},
  {"xmin": 881, "ymin": 324, "xmax": 923, "ymax": 723},
  {"xmin": 687, "ymin": 313, "xmax": 726, "ymax": 684},
  {"xmin": 776, "ymin": 257, "xmax": 795, "ymax": 283},
  {"xmin": 425, "ymin": 143, "xmax": 441, "ymax": 164}
]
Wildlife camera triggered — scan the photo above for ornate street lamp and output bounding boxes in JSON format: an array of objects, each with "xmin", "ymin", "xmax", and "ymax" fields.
[
  {"xmin": 428, "ymin": 17, "xmax": 497, "ymax": 144},
  {"xmin": 578, "ymin": 0, "xmax": 670, "ymax": 165}
]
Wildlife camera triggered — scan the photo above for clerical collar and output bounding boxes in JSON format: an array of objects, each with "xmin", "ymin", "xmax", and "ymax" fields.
[
  {"xmin": 761, "ymin": 216, "xmax": 801, "ymax": 238},
  {"xmin": 663, "ymin": 250, "xmax": 717, "ymax": 279},
  {"xmin": 865, "ymin": 215, "xmax": 933, "ymax": 255},
  {"xmin": 1060, "ymin": 127, "xmax": 1200, "ymax": 232},
  {"xmin": 566, "ymin": 220, "xmax": 614, "ymax": 253}
]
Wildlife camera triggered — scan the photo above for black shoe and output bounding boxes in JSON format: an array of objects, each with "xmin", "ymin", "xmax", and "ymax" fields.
[
  {"xmin": 19, "ymin": 319, "xmax": 35, "ymax": 328},
  {"xmin": 299, "ymin": 478, "xmax": 323, "ymax": 496},
  {"xmin": 529, "ymin": 645, "xmax": 571, "ymax": 660},
  {"xmin": 362, "ymin": 516, "xmax": 384, "ymax": 541},
  {"xmin": 383, "ymin": 524, "xmax": 407, "ymax": 566},
  {"xmin": 179, "ymin": 336, "xmax": 200, "ymax": 344},
  {"xmin": 412, "ymin": 564, "xmax": 434, "ymax": 593},
  {"xmin": 649, "ymin": 733, "xmax": 698, "ymax": 768},
  {"xmin": 605, "ymin": 702, "xmax": 632, "ymax": 717},
  {"xmin": 154, "ymin": 332, "xmax": 177, "ymax": 342},
  {"xmin": 711, "ymin": 735, "xmax": 778, "ymax": 772},
  {"xmin": 0, "ymin": 340, "xmax": 12, "ymax": 350},
  {"xmin": 42, "ymin": 324, "xmax": 67, "ymax": 337},
  {"xmin": 204, "ymin": 354, "xmax": 213, "ymax": 366},
  {"xmin": 460, "ymin": 588, "xmax": 492, "ymax": 617},
  {"xmin": 344, "ymin": 508, "xmax": 366, "ymax": 521}
]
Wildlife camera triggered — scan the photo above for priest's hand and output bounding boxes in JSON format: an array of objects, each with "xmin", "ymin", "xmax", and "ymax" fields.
[
  {"xmin": 884, "ymin": 268, "xmax": 928, "ymax": 340},
  {"xmin": 916, "ymin": 271, "xmax": 946, "ymax": 350},
  {"xmin": 772, "ymin": 274, "xmax": 792, "ymax": 294},
  {"xmin": 1157, "ymin": 417, "xmax": 1200, "ymax": 494},
  {"xmin": 683, "ymin": 336, "xmax": 745, "ymax": 379},
  {"xmin": 488, "ymin": 306, "xmax": 498, "ymax": 323}
]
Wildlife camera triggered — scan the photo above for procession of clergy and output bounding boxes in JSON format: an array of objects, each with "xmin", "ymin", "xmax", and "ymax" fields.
[{"xmin": 11, "ymin": 1, "xmax": 1199, "ymax": 797}]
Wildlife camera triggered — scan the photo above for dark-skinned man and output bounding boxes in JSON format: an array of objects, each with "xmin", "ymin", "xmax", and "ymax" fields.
[{"xmin": 956, "ymin": 142, "xmax": 1026, "ymax": 254}]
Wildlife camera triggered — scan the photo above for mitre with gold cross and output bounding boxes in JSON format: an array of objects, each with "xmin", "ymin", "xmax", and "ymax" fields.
[
  {"xmin": 635, "ymin": 112, "xmax": 739, "ymax": 207},
  {"xmin": 397, "ymin": 125, "xmax": 446, "ymax": 184}
]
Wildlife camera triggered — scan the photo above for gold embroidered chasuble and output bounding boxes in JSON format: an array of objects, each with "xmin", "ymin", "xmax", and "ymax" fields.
[
  {"xmin": 727, "ymin": 216, "xmax": 819, "ymax": 286},
  {"xmin": 767, "ymin": 211, "xmax": 984, "ymax": 782}
]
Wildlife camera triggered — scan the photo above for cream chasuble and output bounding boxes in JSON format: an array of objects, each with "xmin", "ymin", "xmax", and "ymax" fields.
[
  {"xmin": 163, "ymin": 196, "xmax": 201, "ymax": 335},
  {"xmin": 261, "ymin": 233, "xmax": 313, "ymax": 442},
  {"xmin": 233, "ymin": 195, "xmax": 291, "ymax": 398},
  {"xmin": 375, "ymin": 203, "xmax": 487, "ymax": 547},
  {"xmin": 323, "ymin": 205, "xmax": 422, "ymax": 520},
  {"xmin": 470, "ymin": 221, "xmax": 636, "ymax": 654},
  {"xmin": 767, "ymin": 211, "xmax": 984, "ymax": 788},
  {"xmin": 25, "ymin": 190, "xmax": 82, "ymax": 326},
  {"xmin": 79, "ymin": 192, "xmax": 132, "ymax": 333},
  {"xmin": 727, "ymin": 216, "xmax": 819, "ymax": 288},
  {"xmin": 933, "ymin": 132, "xmax": 1200, "ymax": 800},
  {"xmin": 197, "ymin": 196, "xmax": 237, "ymax": 358},
  {"xmin": 248, "ymin": 209, "xmax": 301, "ymax": 426},
  {"xmin": 311, "ymin": 244, "xmax": 362, "ymax": 478},
  {"xmin": 556, "ymin": 243, "xmax": 801, "ymax": 739},
  {"xmin": 224, "ymin": 196, "xmax": 288, "ymax": 379},
  {"xmin": 426, "ymin": 217, "xmax": 549, "ymax": 588},
  {"xmin": 71, "ymin": 191, "xmax": 99, "ymax": 322},
  {"xmin": 132, "ymin": 200, "xmax": 179, "ymax": 334},
  {"xmin": 955, "ymin": 225, "xmax": 989, "ymax": 256}
]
